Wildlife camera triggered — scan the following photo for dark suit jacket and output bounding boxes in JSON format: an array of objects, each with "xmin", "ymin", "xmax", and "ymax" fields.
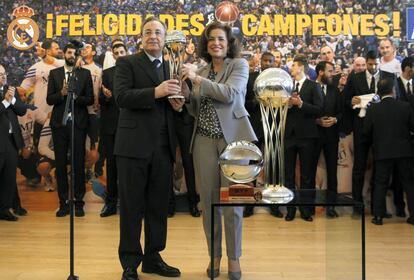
[
  {"xmin": 318, "ymin": 84, "xmax": 343, "ymax": 140},
  {"xmin": 344, "ymin": 70, "xmax": 395, "ymax": 118},
  {"xmin": 99, "ymin": 66, "xmax": 119, "ymax": 135},
  {"xmin": 364, "ymin": 97, "xmax": 414, "ymax": 160},
  {"xmin": 113, "ymin": 52, "xmax": 176, "ymax": 160},
  {"xmin": 245, "ymin": 71, "xmax": 263, "ymax": 140},
  {"xmin": 285, "ymin": 79, "xmax": 323, "ymax": 139},
  {"xmin": 396, "ymin": 77, "xmax": 414, "ymax": 109},
  {"xmin": 46, "ymin": 67, "xmax": 94, "ymax": 130},
  {"xmin": 0, "ymin": 86, "xmax": 26, "ymax": 152}
]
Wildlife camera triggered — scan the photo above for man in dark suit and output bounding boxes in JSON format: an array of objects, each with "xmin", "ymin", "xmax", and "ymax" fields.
[
  {"xmin": 397, "ymin": 56, "xmax": 414, "ymax": 108},
  {"xmin": 364, "ymin": 78, "xmax": 414, "ymax": 226},
  {"xmin": 0, "ymin": 65, "xmax": 27, "ymax": 221},
  {"xmin": 285, "ymin": 55, "xmax": 323, "ymax": 222},
  {"xmin": 98, "ymin": 42, "xmax": 127, "ymax": 217},
  {"xmin": 244, "ymin": 52, "xmax": 283, "ymax": 218},
  {"xmin": 320, "ymin": 46, "xmax": 341, "ymax": 87},
  {"xmin": 313, "ymin": 61, "xmax": 343, "ymax": 218},
  {"xmin": 172, "ymin": 106, "xmax": 201, "ymax": 217},
  {"xmin": 114, "ymin": 17, "xmax": 183, "ymax": 280},
  {"xmin": 344, "ymin": 50, "xmax": 395, "ymax": 216},
  {"xmin": 46, "ymin": 43, "xmax": 94, "ymax": 217},
  {"xmin": 389, "ymin": 57, "xmax": 414, "ymax": 218}
]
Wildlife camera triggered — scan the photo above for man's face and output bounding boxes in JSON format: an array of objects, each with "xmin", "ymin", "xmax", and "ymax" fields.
[
  {"xmin": 290, "ymin": 62, "xmax": 303, "ymax": 77},
  {"xmin": 406, "ymin": 62, "xmax": 414, "ymax": 79},
  {"xmin": 261, "ymin": 55, "xmax": 274, "ymax": 71},
  {"xmin": 273, "ymin": 52, "xmax": 282, "ymax": 67},
  {"xmin": 81, "ymin": 44, "xmax": 95, "ymax": 59},
  {"xmin": 142, "ymin": 20, "xmax": 166, "ymax": 57},
  {"xmin": 0, "ymin": 66, "xmax": 6, "ymax": 87},
  {"xmin": 320, "ymin": 46, "xmax": 334, "ymax": 62},
  {"xmin": 46, "ymin": 42, "xmax": 61, "ymax": 58},
  {"xmin": 320, "ymin": 63, "xmax": 334, "ymax": 85},
  {"xmin": 64, "ymin": 48, "xmax": 76, "ymax": 66},
  {"xmin": 366, "ymin": 58, "xmax": 379, "ymax": 75},
  {"xmin": 379, "ymin": 40, "xmax": 394, "ymax": 60},
  {"xmin": 353, "ymin": 58, "xmax": 366, "ymax": 73},
  {"xmin": 112, "ymin": 46, "xmax": 127, "ymax": 61}
]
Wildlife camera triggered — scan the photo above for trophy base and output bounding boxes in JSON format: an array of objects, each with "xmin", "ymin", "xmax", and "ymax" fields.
[
  {"xmin": 168, "ymin": 95, "xmax": 185, "ymax": 99},
  {"xmin": 261, "ymin": 184, "xmax": 294, "ymax": 203}
]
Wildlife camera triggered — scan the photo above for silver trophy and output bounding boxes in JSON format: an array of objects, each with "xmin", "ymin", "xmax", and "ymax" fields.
[
  {"xmin": 254, "ymin": 68, "xmax": 294, "ymax": 202},
  {"xmin": 219, "ymin": 141, "xmax": 263, "ymax": 184},
  {"xmin": 165, "ymin": 30, "xmax": 186, "ymax": 99}
]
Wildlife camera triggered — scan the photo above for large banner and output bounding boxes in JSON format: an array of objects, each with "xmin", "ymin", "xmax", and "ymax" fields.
[{"xmin": 1, "ymin": 0, "xmax": 413, "ymax": 196}]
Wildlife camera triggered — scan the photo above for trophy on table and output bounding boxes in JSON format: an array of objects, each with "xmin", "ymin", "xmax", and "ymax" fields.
[
  {"xmin": 219, "ymin": 141, "xmax": 263, "ymax": 200},
  {"xmin": 254, "ymin": 68, "xmax": 295, "ymax": 203},
  {"xmin": 165, "ymin": 30, "xmax": 187, "ymax": 99}
]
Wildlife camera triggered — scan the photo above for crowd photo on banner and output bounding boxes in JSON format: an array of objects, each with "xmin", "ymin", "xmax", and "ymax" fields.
[{"xmin": 1, "ymin": 0, "xmax": 414, "ymax": 279}]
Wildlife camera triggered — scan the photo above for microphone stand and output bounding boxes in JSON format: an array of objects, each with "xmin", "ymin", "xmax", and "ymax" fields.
[{"xmin": 62, "ymin": 67, "xmax": 79, "ymax": 280}]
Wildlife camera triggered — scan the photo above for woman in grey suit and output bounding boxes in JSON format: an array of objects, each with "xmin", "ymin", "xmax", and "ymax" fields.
[{"xmin": 182, "ymin": 22, "xmax": 256, "ymax": 280}]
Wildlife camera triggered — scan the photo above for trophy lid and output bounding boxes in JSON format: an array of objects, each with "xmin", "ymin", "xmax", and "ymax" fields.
[
  {"xmin": 219, "ymin": 141, "xmax": 263, "ymax": 184},
  {"xmin": 254, "ymin": 68, "xmax": 293, "ymax": 99},
  {"xmin": 165, "ymin": 30, "xmax": 186, "ymax": 44}
]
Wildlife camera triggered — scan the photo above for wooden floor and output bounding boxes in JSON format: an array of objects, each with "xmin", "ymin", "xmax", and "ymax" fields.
[{"xmin": 0, "ymin": 179, "xmax": 413, "ymax": 280}]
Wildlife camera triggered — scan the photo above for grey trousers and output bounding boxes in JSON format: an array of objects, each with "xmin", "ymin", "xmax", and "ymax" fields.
[{"xmin": 193, "ymin": 134, "xmax": 243, "ymax": 259}]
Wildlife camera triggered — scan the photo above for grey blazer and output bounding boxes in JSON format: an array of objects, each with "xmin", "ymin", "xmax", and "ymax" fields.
[{"xmin": 186, "ymin": 57, "xmax": 257, "ymax": 151}]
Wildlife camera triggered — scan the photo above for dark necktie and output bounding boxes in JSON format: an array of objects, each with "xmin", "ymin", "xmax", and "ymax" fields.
[
  {"xmin": 407, "ymin": 82, "xmax": 412, "ymax": 96},
  {"xmin": 153, "ymin": 59, "xmax": 164, "ymax": 81},
  {"xmin": 295, "ymin": 82, "xmax": 300, "ymax": 94},
  {"xmin": 370, "ymin": 75, "xmax": 375, "ymax": 93}
]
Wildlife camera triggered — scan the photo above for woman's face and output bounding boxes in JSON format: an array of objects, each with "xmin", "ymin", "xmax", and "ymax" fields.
[{"xmin": 207, "ymin": 28, "xmax": 228, "ymax": 60}]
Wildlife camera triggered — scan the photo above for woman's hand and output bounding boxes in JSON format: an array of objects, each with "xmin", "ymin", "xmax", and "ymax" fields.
[{"xmin": 181, "ymin": 63, "xmax": 198, "ymax": 81}]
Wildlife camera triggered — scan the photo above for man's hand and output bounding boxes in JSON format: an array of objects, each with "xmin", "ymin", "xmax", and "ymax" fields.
[
  {"xmin": 5, "ymin": 86, "xmax": 15, "ymax": 102},
  {"xmin": 169, "ymin": 97, "xmax": 185, "ymax": 112},
  {"xmin": 21, "ymin": 147, "xmax": 32, "ymax": 159},
  {"xmin": 155, "ymin": 79, "xmax": 181, "ymax": 99},
  {"xmin": 351, "ymin": 96, "xmax": 361, "ymax": 106},
  {"xmin": 61, "ymin": 80, "xmax": 68, "ymax": 96},
  {"xmin": 318, "ymin": 117, "xmax": 337, "ymax": 127},
  {"xmin": 289, "ymin": 93, "xmax": 303, "ymax": 107},
  {"xmin": 102, "ymin": 84, "xmax": 112, "ymax": 98}
]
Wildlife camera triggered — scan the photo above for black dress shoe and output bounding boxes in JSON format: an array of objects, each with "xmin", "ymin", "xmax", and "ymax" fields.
[
  {"xmin": 13, "ymin": 206, "xmax": 28, "ymax": 216},
  {"xmin": 407, "ymin": 217, "xmax": 414, "ymax": 225},
  {"xmin": 189, "ymin": 204, "xmax": 201, "ymax": 217},
  {"xmin": 384, "ymin": 212, "xmax": 392, "ymax": 219},
  {"xmin": 285, "ymin": 207, "xmax": 296, "ymax": 221},
  {"xmin": 75, "ymin": 206, "xmax": 85, "ymax": 217},
  {"xmin": 0, "ymin": 210, "xmax": 18, "ymax": 221},
  {"xmin": 142, "ymin": 259, "xmax": 181, "ymax": 277},
  {"xmin": 269, "ymin": 206, "xmax": 283, "ymax": 218},
  {"xmin": 122, "ymin": 267, "xmax": 139, "ymax": 280},
  {"xmin": 300, "ymin": 212, "xmax": 313, "ymax": 222},
  {"xmin": 396, "ymin": 209, "xmax": 407, "ymax": 218},
  {"xmin": 326, "ymin": 207, "xmax": 339, "ymax": 218},
  {"xmin": 100, "ymin": 204, "xmax": 117, "ymax": 217},
  {"xmin": 168, "ymin": 207, "xmax": 175, "ymax": 218},
  {"xmin": 371, "ymin": 216, "xmax": 383, "ymax": 225},
  {"xmin": 56, "ymin": 206, "xmax": 69, "ymax": 217},
  {"xmin": 243, "ymin": 206, "xmax": 254, "ymax": 217}
]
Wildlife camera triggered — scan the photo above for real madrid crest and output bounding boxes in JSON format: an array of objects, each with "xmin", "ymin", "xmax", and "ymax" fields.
[{"xmin": 7, "ymin": 5, "xmax": 40, "ymax": 51}]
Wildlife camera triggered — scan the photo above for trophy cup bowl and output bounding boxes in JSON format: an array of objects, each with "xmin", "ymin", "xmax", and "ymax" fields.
[
  {"xmin": 165, "ymin": 30, "xmax": 187, "ymax": 99},
  {"xmin": 219, "ymin": 141, "xmax": 263, "ymax": 184},
  {"xmin": 219, "ymin": 141, "xmax": 263, "ymax": 201},
  {"xmin": 254, "ymin": 68, "xmax": 294, "ymax": 203}
]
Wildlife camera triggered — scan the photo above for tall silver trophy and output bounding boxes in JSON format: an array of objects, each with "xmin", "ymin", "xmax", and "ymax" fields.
[
  {"xmin": 165, "ymin": 30, "xmax": 186, "ymax": 99},
  {"xmin": 254, "ymin": 68, "xmax": 294, "ymax": 201}
]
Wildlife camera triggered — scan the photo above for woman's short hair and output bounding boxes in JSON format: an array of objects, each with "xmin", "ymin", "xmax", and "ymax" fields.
[{"xmin": 197, "ymin": 21, "xmax": 240, "ymax": 62}]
